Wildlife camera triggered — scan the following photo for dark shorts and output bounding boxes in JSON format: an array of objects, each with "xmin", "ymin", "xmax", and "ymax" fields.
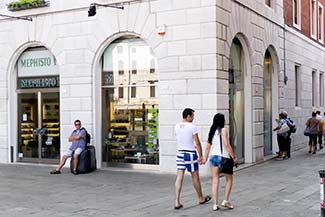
[{"xmin": 210, "ymin": 155, "xmax": 233, "ymax": 175}]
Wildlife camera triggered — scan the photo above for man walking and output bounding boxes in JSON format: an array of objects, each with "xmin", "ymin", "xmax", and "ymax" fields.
[{"xmin": 174, "ymin": 108, "xmax": 211, "ymax": 209}]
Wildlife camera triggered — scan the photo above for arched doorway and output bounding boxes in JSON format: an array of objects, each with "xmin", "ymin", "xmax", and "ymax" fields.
[
  {"xmin": 229, "ymin": 37, "xmax": 245, "ymax": 162},
  {"xmin": 16, "ymin": 47, "xmax": 60, "ymax": 163},
  {"xmin": 101, "ymin": 36, "xmax": 159, "ymax": 167},
  {"xmin": 263, "ymin": 49, "xmax": 273, "ymax": 155}
]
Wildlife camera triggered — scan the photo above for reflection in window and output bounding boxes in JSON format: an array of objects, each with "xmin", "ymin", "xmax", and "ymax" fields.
[
  {"xmin": 132, "ymin": 60, "xmax": 137, "ymax": 74},
  {"xmin": 150, "ymin": 59, "xmax": 155, "ymax": 73},
  {"xmin": 118, "ymin": 60, "xmax": 124, "ymax": 75},
  {"xmin": 117, "ymin": 46, "xmax": 123, "ymax": 54},
  {"xmin": 131, "ymin": 86, "xmax": 136, "ymax": 98},
  {"xmin": 102, "ymin": 36, "xmax": 159, "ymax": 165},
  {"xmin": 118, "ymin": 87, "xmax": 124, "ymax": 98},
  {"xmin": 150, "ymin": 86, "xmax": 155, "ymax": 97}
]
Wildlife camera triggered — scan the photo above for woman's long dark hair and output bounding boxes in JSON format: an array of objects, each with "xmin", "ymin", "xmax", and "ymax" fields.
[{"xmin": 208, "ymin": 113, "xmax": 225, "ymax": 144}]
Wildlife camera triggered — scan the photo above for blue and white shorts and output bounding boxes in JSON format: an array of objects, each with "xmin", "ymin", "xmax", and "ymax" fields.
[{"xmin": 176, "ymin": 150, "xmax": 199, "ymax": 172}]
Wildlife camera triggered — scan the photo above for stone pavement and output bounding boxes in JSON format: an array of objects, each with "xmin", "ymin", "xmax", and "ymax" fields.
[{"xmin": 0, "ymin": 147, "xmax": 323, "ymax": 217}]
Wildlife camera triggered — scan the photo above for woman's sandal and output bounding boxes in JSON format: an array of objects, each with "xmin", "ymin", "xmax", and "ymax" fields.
[
  {"xmin": 213, "ymin": 204, "xmax": 220, "ymax": 211},
  {"xmin": 221, "ymin": 200, "xmax": 234, "ymax": 209}
]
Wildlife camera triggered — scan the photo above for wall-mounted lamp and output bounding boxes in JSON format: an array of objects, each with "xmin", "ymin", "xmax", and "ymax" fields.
[
  {"xmin": 284, "ymin": 75, "xmax": 288, "ymax": 85},
  {"xmin": 88, "ymin": 3, "xmax": 124, "ymax": 17},
  {"xmin": 0, "ymin": 14, "xmax": 32, "ymax": 21}
]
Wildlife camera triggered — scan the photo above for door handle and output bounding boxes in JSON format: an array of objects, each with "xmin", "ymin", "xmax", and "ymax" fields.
[{"xmin": 33, "ymin": 128, "xmax": 47, "ymax": 135}]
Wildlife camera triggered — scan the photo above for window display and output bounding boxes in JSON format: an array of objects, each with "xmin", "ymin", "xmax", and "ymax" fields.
[{"xmin": 102, "ymin": 36, "xmax": 159, "ymax": 165}]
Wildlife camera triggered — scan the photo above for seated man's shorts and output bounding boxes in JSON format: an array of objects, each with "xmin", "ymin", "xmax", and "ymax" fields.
[
  {"xmin": 176, "ymin": 150, "xmax": 198, "ymax": 172},
  {"xmin": 63, "ymin": 147, "xmax": 83, "ymax": 158}
]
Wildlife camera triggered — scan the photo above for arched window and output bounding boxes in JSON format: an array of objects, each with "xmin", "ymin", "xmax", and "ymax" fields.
[{"xmin": 102, "ymin": 36, "xmax": 159, "ymax": 166}]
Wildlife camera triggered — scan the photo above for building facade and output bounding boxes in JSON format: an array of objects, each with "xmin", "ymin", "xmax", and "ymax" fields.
[{"xmin": 0, "ymin": 0, "xmax": 318, "ymax": 175}]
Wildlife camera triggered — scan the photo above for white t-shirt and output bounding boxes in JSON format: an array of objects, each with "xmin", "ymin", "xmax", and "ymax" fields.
[
  {"xmin": 174, "ymin": 122, "xmax": 198, "ymax": 151},
  {"xmin": 210, "ymin": 129, "xmax": 230, "ymax": 158}
]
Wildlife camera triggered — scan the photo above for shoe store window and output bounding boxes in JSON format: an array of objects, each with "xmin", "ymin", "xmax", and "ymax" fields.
[{"xmin": 101, "ymin": 36, "xmax": 159, "ymax": 166}]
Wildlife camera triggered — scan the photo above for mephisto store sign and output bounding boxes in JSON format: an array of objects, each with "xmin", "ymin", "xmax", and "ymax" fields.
[{"xmin": 17, "ymin": 49, "xmax": 59, "ymax": 89}]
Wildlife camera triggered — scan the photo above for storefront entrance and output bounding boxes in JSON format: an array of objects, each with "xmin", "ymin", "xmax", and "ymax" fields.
[
  {"xmin": 17, "ymin": 91, "xmax": 60, "ymax": 162},
  {"xmin": 16, "ymin": 47, "xmax": 60, "ymax": 163},
  {"xmin": 263, "ymin": 49, "xmax": 273, "ymax": 156},
  {"xmin": 229, "ymin": 37, "xmax": 245, "ymax": 162}
]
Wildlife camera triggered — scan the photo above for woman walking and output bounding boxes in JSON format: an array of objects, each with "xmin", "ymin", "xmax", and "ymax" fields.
[
  {"xmin": 273, "ymin": 112, "xmax": 289, "ymax": 159},
  {"xmin": 204, "ymin": 113, "xmax": 238, "ymax": 211},
  {"xmin": 306, "ymin": 112, "xmax": 320, "ymax": 154}
]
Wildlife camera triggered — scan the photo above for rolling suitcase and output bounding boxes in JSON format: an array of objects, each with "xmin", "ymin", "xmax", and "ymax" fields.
[{"xmin": 70, "ymin": 146, "xmax": 96, "ymax": 174}]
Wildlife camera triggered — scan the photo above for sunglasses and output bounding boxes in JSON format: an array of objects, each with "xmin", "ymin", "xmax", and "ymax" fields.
[{"xmin": 75, "ymin": 123, "xmax": 81, "ymax": 126}]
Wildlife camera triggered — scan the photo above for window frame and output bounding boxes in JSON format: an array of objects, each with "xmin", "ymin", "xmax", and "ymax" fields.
[
  {"xmin": 320, "ymin": 72, "xmax": 324, "ymax": 107},
  {"xmin": 265, "ymin": 0, "xmax": 271, "ymax": 7},
  {"xmin": 293, "ymin": 0, "xmax": 301, "ymax": 30},
  {"xmin": 311, "ymin": 0, "xmax": 317, "ymax": 39},
  {"xmin": 131, "ymin": 86, "xmax": 136, "ymax": 98},
  {"xmin": 295, "ymin": 64, "xmax": 301, "ymax": 107},
  {"xmin": 318, "ymin": 2, "xmax": 324, "ymax": 43},
  {"xmin": 118, "ymin": 86, "xmax": 124, "ymax": 98},
  {"xmin": 312, "ymin": 70, "xmax": 317, "ymax": 107}
]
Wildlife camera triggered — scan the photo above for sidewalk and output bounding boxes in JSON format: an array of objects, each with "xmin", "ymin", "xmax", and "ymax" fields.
[{"xmin": 0, "ymin": 147, "xmax": 323, "ymax": 217}]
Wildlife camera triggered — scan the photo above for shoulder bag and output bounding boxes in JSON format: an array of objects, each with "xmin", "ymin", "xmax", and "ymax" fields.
[{"xmin": 219, "ymin": 132, "xmax": 234, "ymax": 173}]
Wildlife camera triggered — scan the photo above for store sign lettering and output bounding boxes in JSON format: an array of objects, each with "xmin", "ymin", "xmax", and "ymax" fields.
[
  {"xmin": 18, "ymin": 76, "xmax": 59, "ymax": 89},
  {"xmin": 20, "ymin": 57, "xmax": 55, "ymax": 68},
  {"xmin": 18, "ymin": 49, "xmax": 59, "ymax": 77}
]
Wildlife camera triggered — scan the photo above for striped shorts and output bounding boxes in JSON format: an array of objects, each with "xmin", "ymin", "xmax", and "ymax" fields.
[{"xmin": 176, "ymin": 150, "xmax": 199, "ymax": 172}]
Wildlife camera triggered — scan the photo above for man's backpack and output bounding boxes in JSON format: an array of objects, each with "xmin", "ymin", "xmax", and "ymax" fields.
[
  {"xmin": 286, "ymin": 118, "xmax": 296, "ymax": 133},
  {"xmin": 81, "ymin": 127, "xmax": 91, "ymax": 145}
]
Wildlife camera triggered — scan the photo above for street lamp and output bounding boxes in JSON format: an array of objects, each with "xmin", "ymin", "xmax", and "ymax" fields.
[{"xmin": 88, "ymin": 3, "xmax": 124, "ymax": 17}]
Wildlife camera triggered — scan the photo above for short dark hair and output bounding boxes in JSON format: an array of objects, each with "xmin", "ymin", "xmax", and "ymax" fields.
[
  {"xmin": 182, "ymin": 108, "xmax": 195, "ymax": 119},
  {"xmin": 74, "ymin": 120, "xmax": 81, "ymax": 125}
]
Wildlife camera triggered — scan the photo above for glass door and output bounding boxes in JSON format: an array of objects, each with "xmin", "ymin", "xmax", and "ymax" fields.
[
  {"xmin": 263, "ymin": 51, "xmax": 272, "ymax": 156},
  {"xmin": 18, "ymin": 91, "xmax": 60, "ymax": 161},
  {"xmin": 41, "ymin": 92, "xmax": 60, "ymax": 159},
  {"xmin": 18, "ymin": 93, "xmax": 39, "ymax": 159},
  {"xmin": 229, "ymin": 38, "xmax": 245, "ymax": 162}
]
